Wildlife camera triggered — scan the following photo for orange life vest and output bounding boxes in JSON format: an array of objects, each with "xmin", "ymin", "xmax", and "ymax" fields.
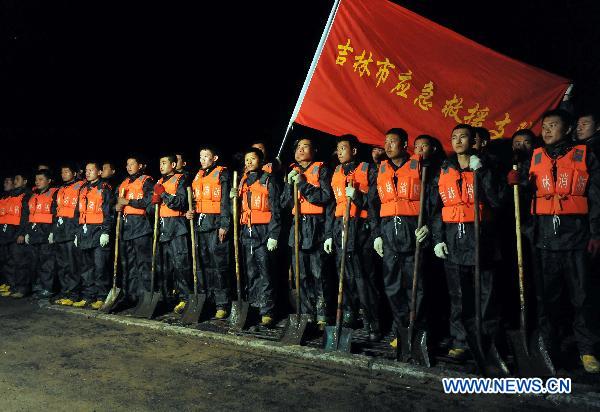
[
  {"xmin": 377, "ymin": 156, "xmax": 421, "ymax": 217},
  {"xmin": 332, "ymin": 162, "xmax": 369, "ymax": 218},
  {"xmin": 79, "ymin": 183, "xmax": 108, "ymax": 225},
  {"xmin": 239, "ymin": 174, "xmax": 271, "ymax": 225},
  {"xmin": 3, "ymin": 193, "xmax": 25, "ymax": 226},
  {"xmin": 0, "ymin": 196, "xmax": 7, "ymax": 225},
  {"xmin": 29, "ymin": 188, "xmax": 58, "ymax": 224},
  {"xmin": 158, "ymin": 174, "xmax": 185, "ymax": 217},
  {"xmin": 438, "ymin": 164, "xmax": 485, "ymax": 223},
  {"xmin": 119, "ymin": 175, "xmax": 152, "ymax": 216},
  {"xmin": 529, "ymin": 145, "xmax": 589, "ymax": 215},
  {"xmin": 291, "ymin": 162, "xmax": 325, "ymax": 215},
  {"xmin": 56, "ymin": 180, "xmax": 85, "ymax": 219},
  {"xmin": 191, "ymin": 166, "xmax": 224, "ymax": 215}
]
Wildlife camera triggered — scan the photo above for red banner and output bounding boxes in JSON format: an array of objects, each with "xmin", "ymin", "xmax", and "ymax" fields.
[{"xmin": 295, "ymin": 0, "xmax": 570, "ymax": 151}]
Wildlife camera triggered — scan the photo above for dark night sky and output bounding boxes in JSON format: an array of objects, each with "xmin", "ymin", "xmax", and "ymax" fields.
[{"xmin": 1, "ymin": 0, "xmax": 600, "ymax": 178}]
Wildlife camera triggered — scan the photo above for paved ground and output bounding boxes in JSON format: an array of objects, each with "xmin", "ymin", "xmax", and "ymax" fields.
[{"xmin": 0, "ymin": 297, "xmax": 597, "ymax": 411}]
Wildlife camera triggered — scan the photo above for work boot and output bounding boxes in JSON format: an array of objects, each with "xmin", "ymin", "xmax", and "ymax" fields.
[
  {"xmin": 215, "ymin": 308, "xmax": 228, "ymax": 319},
  {"xmin": 390, "ymin": 338, "xmax": 398, "ymax": 349},
  {"xmin": 448, "ymin": 348, "xmax": 468, "ymax": 360},
  {"xmin": 72, "ymin": 299, "xmax": 88, "ymax": 308},
  {"xmin": 1, "ymin": 291, "xmax": 12, "ymax": 297},
  {"xmin": 317, "ymin": 320, "xmax": 327, "ymax": 331},
  {"xmin": 54, "ymin": 298, "xmax": 65, "ymax": 305},
  {"xmin": 90, "ymin": 300, "xmax": 104, "ymax": 310},
  {"xmin": 581, "ymin": 355, "xmax": 600, "ymax": 374},
  {"xmin": 174, "ymin": 301, "xmax": 186, "ymax": 314},
  {"xmin": 0, "ymin": 284, "xmax": 9, "ymax": 291},
  {"xmin": 260, "ymin": 315, "xmax": 274, "ymax": 327},
  {"xmin": 10, "ymin": 292, "xmax": 24, "ymax": 299},
  {"xmin": 60, "ymin": 298, "xmax": 74, "ymax": 306}
]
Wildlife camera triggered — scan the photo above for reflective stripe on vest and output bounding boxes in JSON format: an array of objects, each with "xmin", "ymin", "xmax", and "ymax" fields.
[
  {"xmin": 332, "ymin": 162, "xmax": 369, "ymax": 218},
  {"xmin": 191, "ymin": 166, "xmax": 224, "ymax": 215},
  {"xmin": 530, "ymin": 145, "xmax": 589, "ymax": 215},
  {"xmin": 377, "ymin": 156, "xmax": 421, "ymax": 217},
  {"xmin": 57, "ymin": 180, "xmax": 85, "ymax": 219},
  {"xmin": 29, "ymin": 188, "xmax": 57, "ymax": 224},
  {"xmin": 4, "ymin": 193, "xmax": 25, "ymax": 226},
  {"xmin": 79, "ymin": 184, "xmax": 106, "ymax": 225},
  {"xmin": 119, "ymin": 175, "xmax": 151, "ymax": 216},
  {"xmin": 240, "ymin": 176, "xmax": 271, "ymax": 225},
  {"xmin": 291, "ymin": 162, "xmax": 325, "ymax": 215},
  {"xmin": 158, "ymin": 174, "xmax": 185, "ymax": 217}
]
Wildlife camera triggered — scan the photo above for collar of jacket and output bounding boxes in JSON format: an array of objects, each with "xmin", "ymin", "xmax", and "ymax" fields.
[
  {"xmin": 201, "ymin": 164, "xmax": 218, "ymax": 176},
  {"xmin": 127, "ymin": 172, "xmax": 143, "ymax": 182},
  {"xmin": 341, "ymin": 160, "xmax": 358, "ymax": 174},
  {"xmin": 388, "ymin": 153, "xmax": 410, "ymax": 171},
  {"xmin": 545, "ymin": 138, "xmax": 574, "ymax": 159}
]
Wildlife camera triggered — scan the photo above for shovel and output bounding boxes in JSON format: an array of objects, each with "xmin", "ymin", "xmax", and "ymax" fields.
[
  {"xmin": 229, "ymin": 170, "xmax": 250, "ymax": 330},
  {"xmin": 324, "ymin": 188, "xmax": 353, "ymax": 352},
  {"xmin": 466, "ymin": 169, "xmax": 510, "ymax": 377},
  {"xmin": 506, "ymin": 165, "xmax": 555, "ymax": 377},
  {"xmin": 281, "ymin": 181, "xmax": 311, "ymax": 345},
  {"xmin": 132, "ymin": 204, "xmax": 161, "ymax": 319},
  {"xmin": 398, "ymin": 166, "xmax": 430, "ymax": 366},
  {"xmin": 181, "ymin": 187, "xmax": 206, "ymax": 325},
  {"xmin": 288, "ymin": 264, "xmax": 297, "ymax": 312},
  {"xmin": 101, "ymin": 189, "xmax": 125, "ymax": 313}
]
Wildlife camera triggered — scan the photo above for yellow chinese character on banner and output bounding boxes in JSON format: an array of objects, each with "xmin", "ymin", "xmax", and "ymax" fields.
[
  {"xmin": 463, "ymin": 103, "xmax": 490, "ymax": 127},
  {"xmin": 490, "ymin": 113, "xmax": 512, "ymax": 138},
  {"xmin": 413, "ymin": 81, "xmax": 434, "ymax": 111},
  {"xmin": 375, "ymin": 58, "xmax": 396, "ymax": 87},
  {"xmin": 336, "ymin": 39, "xmax": 354, "ymax": 66},
  {"xmin": 441, "ymin": 94, "xmax": 464, "ymax": 122},
  {"xmin": 353, "ymin": 50, "xmax": 373, "ymax": 77},
  {"xmin": 516, "ymin": 121, "xmax": 532, "ymax": 131},
  {"xmin": 389, "ymin": 70, "xmax": 413, "ymax": 97}
]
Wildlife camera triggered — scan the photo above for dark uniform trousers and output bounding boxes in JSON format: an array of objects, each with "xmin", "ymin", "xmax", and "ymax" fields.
[
  {"xmin": 196, "ymin": 229, "xmax": 230, "ymax": 308},
  {"xmin": 158, "ymin": 234, "xmax": 191, "ymax": 301},
  {"xmin": 55, "ymin": 240, "xmax": 82, "ymax": 299},
  {"xmin": 292, "ymin": 246, "xmax": 329, "ymax": 322},
  {"xmin": 242, "ymin": 242, "xmax": 275, "ymax": 316},
  {"xmin": 5, "ymin": 243, "xmax": 33, "ymax": 294},
  {"xmin": 120, "ymin": 235, "xmax": 152, "ymax": 301},
  {"xmin": 80, "ymin": 245, "xmax": 111, "ymax": 301},
  {"xmin": 30, "ymin": 243, "xmax": 57, "ymax": 294}
]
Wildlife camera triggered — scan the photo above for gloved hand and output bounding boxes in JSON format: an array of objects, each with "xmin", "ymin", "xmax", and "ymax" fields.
[
  {"xmin": 374, "ymin": 237, "xmax": 383, "ymax": 257},
  {"xmin": 48, "ymin": 232, "xmax": 54, "ymax": 244},
  {"xmin": 267, "ymin": 238, "xmax": 278, "ymax": 252},
  {"xmin": 507, "ymin": 170, "xmax": 520, "ymax": 186},
  {"xmin": 153, "ymin": 183, "xmax": 166, "ymax": 196},
  {"xmin": 287, "ymin": 169, "xmax": 299, "ymax": 184},
  {"xmin": 588, "ymin": 239, "xmax": 600, "ymax": 258},
  {"xmin": 434, "ymin": 242, "xmax": 449, "ymax": 259},
  {"xmin": 415, "ymin": 225, "xmax": 429, "ymax": 243},
  {"xmin": 151, "ymin": 193, "xmax": 162, "ymax": 205},
  {"xmin": 324, "ymin": 238, "xmax": 333, "ymax": 254},
  {"xmin": 100, "ymin": 233, "xmax": 110, "ymax": 247},
  {"xmin": 24, "ymin": 234, "xmax": 30, "ymax": 245},
  {"xmin": 345, "ymin": 186, "xmax": 356, "ymax": 200},
  {"xmin": 229, "ymin": 187, "xmax": 238, "ymax": 199},
  {"xmin": 74, "ymin": 235, "xmax": 78, "ymax": 247},
  {"xmin": 469, "ymin": 155, "xmax": 482, "ymax": 171}
]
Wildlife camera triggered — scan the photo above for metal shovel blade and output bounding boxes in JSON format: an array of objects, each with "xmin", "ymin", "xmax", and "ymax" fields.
[
  {"xmin": 280, "ymin": 314, "xmax": 311, "ymax": 345},
  {"xmin": 397, "ymin": 328, "xmax": 430, "ymax": 367},
  {"xmin": 132, "ymin": 291, "xmax": 161, "ymax": 319},
  {"xmin": 507, "ymin": 328, "xmax": 555, "ymax": 377},
  {"xmin": 323, "ymin": 326, "xmax": 352, "ymax": 352},
  {"xmin": 100, "ymin": 286, "xmax": 123, "ymax": 313},
  {"xmin": 467, "ymin": 334, "xmax": 510, "ymax": 377},
  {"xmin": 180, "ymin": 293, "xmax": 206, "ymax": 325},
  {"xmin": 229, "ymin": 300, "xmax": 250, "ymax": 331}
]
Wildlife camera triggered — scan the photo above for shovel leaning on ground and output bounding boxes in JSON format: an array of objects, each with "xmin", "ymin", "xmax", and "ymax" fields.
[
  {"xmin": 132, "ymin": 204, "xmax": 162, "ymax": 319},
  {"xmin": 324, "ymin": 187, "xmax": 353, "ymax": 352},
  {"xmin": 466, "ymin": 169, "xmax": 510, "ymax": 377},
  {"xmin": 398, "ymin": 166, "xmax": 430, "ymax": 366},
  {"xmin": 101, "ymin": 189, "xmax": 125, "ymax": 313},
  {"xmin": 281, "ymin": 181, "xmax": 311, "ymax": 345},
  {"xmin": 181, "ymin": 187, "xmax": 206, "ymax": 325},
  {"xmin": 229, "ymin": 170, "xmax": 250, "ymax": 330},
  {"xmin": 506, "ymin": 165, "xmax": 555, "ymax": 377}
]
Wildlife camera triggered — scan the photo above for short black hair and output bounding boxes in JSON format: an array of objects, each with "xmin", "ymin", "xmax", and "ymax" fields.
[
  {"xmin": 336, "ymin": 134, "xmax": 360, "ymax": 150},
  {"xmin": 244, "ymin": 147, "xmax": 265, "ymax": 163},
  {"xmin": 199, "ymin": 145, "xmax": 219, "ymax": 157},
  {"xmin": 292, "ymin": 136, "xmax": 317, "ymax": 152},
  {"xmin": 542, "ymin": 109, "xmax": 574, "ymax": 128},
  {"xmin": 126, "ymin": 153, "xmax": 146, "ymax": 165},
  {"xmin": 86, "ymin": 161, "xmax": 103, "ymax": 171},
  {"xmin": 13, "ymin": 171, "xmax": 29, "ymax": 182},
  {"xmin": 35, "ymin": 169, "xmax": 53, "ymax": 180},
  {"xmin": 60, "ymin": 163, "xmax": 77, "ymax": 173},
  {"xmin": 385, "ymin": 128, "xmax": 408, "ymax": 145},
  {"xmin": 511, "ymin": 129, "xmax": 536, "ymax": 142},
  {"xmin": 474, "ymin": 127, "xmax": 490, "ymax": 143},
  {"xmin": 102, "ymin": 161, "xmax": 116, "ymax": 170},
  {"xmin": 577, "ymin": 110, "xmax": 599, "ymax": 123},
  {"xmin": 160, "ymin": 154, "xmax": 178, "ymax": 164},
  {"xmin": 250, "ymin": 139, "xmax": 268, "ymax": 148},
  {"xmin": 452, "ymin": 123, "xmax": 476, "ymax": 142}
]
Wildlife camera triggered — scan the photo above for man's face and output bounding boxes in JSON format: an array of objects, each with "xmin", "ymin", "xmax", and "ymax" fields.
[
  {"xmin": 101, "ymin": 164, "xmax": 115, "ymax": 178},
  {"xmin": 126, "ymin": 158, "xmax": 143, "ymax": 176},
  {"xmin": 35, "ymin": 174, "xmax": 51, "ymax": 191},
  {"xmin": 199, "ymin": 150, "xmax": 217, "ymax": 170},
  {"xmin": 512, "ymin": 134, "xmax": 533, "ymax": 156},
  {"xmin": 414, "ymin": 138, "xmax": 433, "ymax": 159},
  {"xmin": 336, "ymin": 141, "xmax": 355, "ymax": 164},
  {"xmin": 3, "ymin": 177, "xmax": 14, "ymax": 192},
  {"xmin": 576, "ymin": 115, "xmax": 599, "ymax": 141},
  {"xmin": 159, "ymin": 157, "xmax": 176, "ymax": 176},
  {"xmin": 86, "ymin": 164, "xmax": 101, "ymax": 182},
  {"xmin": 244, "ymin": 152, "xmax": 261, "ymax": 172},
  {"xmin": 371, "ymin": 147, "xmax": 385, "ymax": 163},
  {"xmin": 384, "ymin": 134, "xmax": 405, "ymax": 159},
  {"xmin": 13, "ymin": 175, "xmax": 26, "ymax": 189},
  {"xmin": 251, "ymin": 143, "xmax": 267, "ymax": 157},
  {"xmin": 175, "ymin": 154, "xmax": 186, "ymax": 171},
  {"xmin": 451, "ymin": 128, "xmax": 473, "ymax": 155},
  {"xmin": 61, "ymin": 167, "xmax": 75, "ymax": 183},
  {"xmin": 294, "ymin": 139, "xmax": 314, "ymax": 163},
  {"xmin": 473, "ymin": 133, "xmax": 488, "ymax": 152},
  {"xmin": 542, "ymin": 116, "xmax": 570, "ymax": 145}
]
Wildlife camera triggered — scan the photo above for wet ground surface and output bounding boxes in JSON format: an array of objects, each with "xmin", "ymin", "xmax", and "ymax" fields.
[{"xmin": 0, "ymin": 297, "xmax": 597, "ymax": 411}]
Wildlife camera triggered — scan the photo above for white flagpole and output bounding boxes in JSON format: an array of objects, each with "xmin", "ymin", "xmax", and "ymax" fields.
[{"xmin": 276, "ymin": 0, "xmax": 343, "ymax": 159}]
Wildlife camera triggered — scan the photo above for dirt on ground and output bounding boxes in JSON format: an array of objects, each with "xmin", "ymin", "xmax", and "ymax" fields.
[{"xmin": 0, "ymin": 298, "xmax": 590, "ymax": 411}]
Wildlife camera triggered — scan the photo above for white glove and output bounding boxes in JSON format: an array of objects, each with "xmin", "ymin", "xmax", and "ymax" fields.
[
  {"xmin": 24, "ymin": 234, "xmax": 30, "ymax": 245},
  {"xmin": 74, "ymin": 235, "xmax": 78, "ymax": 247},
  {"xmin": 287, "ymin": 169, "xmax": 299, "ymax": 184},
  {"xmin": 100, "ymin": 233, "xmax": 110, "ymax": 247},
  {"xmin": 415, "ymin": 226, "xmax": 429, "ymax": 243},
  {"xmin": 373, "ymin": 237, "xmax": 383, "ymax": 257},
  {"xmin": 229, "ymin": 188, "xmax": 238, "ymax": 199},
  {"xmin": 324, "ymin": 238, "xmax": 333, "ymax": 254},
  {"xmin": 267, "ymin": 238, "xmax": 278, "ymax": 252},
  {"xmin": 469, "ymin": 155, "xmax": 482, "ymax": 171},
  {"xmin": 48, "ymin": 232, "xmax": 54, "ymax": 244},
  {"xmin": 345, "ymin": 186, "xmax": 356, "ymax": 200},
  {"xmin": 434, "ymin": 242, "xmax": 449, "ymax": 259}
]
